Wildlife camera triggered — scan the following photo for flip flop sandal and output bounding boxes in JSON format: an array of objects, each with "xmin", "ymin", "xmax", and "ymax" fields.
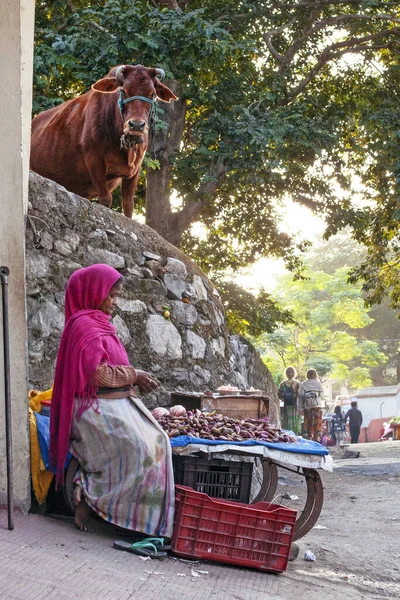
[
  {"xmin": 140, "ymin": 537, "xmax": 172, "ymax": 552},
  {"xmin": 113, "ymin": 540, "xmax": 167, "ymax": 559}
]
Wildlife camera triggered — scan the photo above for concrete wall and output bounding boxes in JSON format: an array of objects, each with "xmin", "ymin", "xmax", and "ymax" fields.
[
  {"xmin": 0, "ymin": 0, "xmax": 35, "ymax": 511},
  {"xmin": 356, "ymin": 396, "xmax": 399, "ymax": 428}
]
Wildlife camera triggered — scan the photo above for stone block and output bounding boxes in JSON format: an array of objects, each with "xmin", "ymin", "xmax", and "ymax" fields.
[
  {"xmin": 170, "ymin": 301, "xmax": 198, "ymax": 326},
  {"xmin": 117, "ymin": 298, "xmax": 147, "ymax": 313},
  {"xmin": 85, "ymin": 247, "xmax": 125, "ymax": 268},
  {"xmin": 112, "ymin": 314, "xmax": 132, "ymax": 346},
  {"xmin": 146, "ymin": 315, "xmax": 182, "ymax": 359},
  {"xmin": 186, "ymin": 330, "xmax": 206, "ymax": 359},
  {"xmin": 165, "ymin": 257, "xmax": 187, "ymax": 279}
]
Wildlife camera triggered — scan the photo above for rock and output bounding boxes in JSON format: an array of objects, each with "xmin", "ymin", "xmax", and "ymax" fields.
[
  {"xmin": 146, "ymin": 315, "xmax": 182, "ymax": 359},
  {"xmin": 63, "ymin": 231, "xmax": 80, "ymax": 250},
  {"xmin": 89, "ymin": 229, "xmax": 108, "ymax": 243},
  {"xmin": 165, "ymin": 258, "xmax": 187, "ymax": 279},
  {"xmin": 193, "ymin": 364, "xmax": 211, "ymax": 383},
  {"xmin": 186, "ymin": 331, "xmax": 206, "ymax": 359},
  {"xmin": 164, "ymin": 273, "xmax": 187, "ymax": 300},
  {"xmin": 39, "ymin": 230, "xmax": 53, "ymax": 250},
  {"xmin": 112, "ymin": 314, "xmax": 132, "ymax": 346},
  {"xmin": 26, "ymin": 252, "xmax": 51, "ymax": 279},
  {"xmin": 211, "ymin": 304, "xmax": 225, "ymax": 327},
  {"xmin": 192, "ymin": 275, "xmax": 208, "ymax": 302},
  {"xmin": 54, "ymin": 292, "xmax": 65, "ymax": 306},
  {"xmin": 141, "ymin": 267, "xmax": 154, "ymax": 279},
  {"xmin": 212, "ymin": 336, "xmax": 226, "ymax": 357},
  {"xmin": 54, "ymin": 239, "xmax": 74, "ymax": 256},
  {"xmin": 85, "ymin": 247, "xmax": 125, "ymax": 268},
  {"xmin": 117, "ymin": 298, "xmax": 147, "ymax": 313},
  {"xmin": 170, "ymin": 301, "xmax": 198, "ymax": 326},
  {"xmin": 143, "ymin": 250, "xmax": 161, "ymax": 262},
  {"xmin": 171, "ymin": 368, "xmax": 190, "ymax": 382},
  {"xmin": 145, "ymin": 259, "xmax": 164, "ymax": 278},
  {"xmin": 30, "ymin": 300, "xmax": 64, "ymax": 338},
  {"xmin": 127, "ymin": 266, "xmax": 144, "ymax": 278}
]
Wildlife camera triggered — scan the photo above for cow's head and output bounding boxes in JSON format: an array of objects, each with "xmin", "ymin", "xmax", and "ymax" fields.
[{"xmin": 92, "ymin": 65, "xmax": 178, "ymax": 148}]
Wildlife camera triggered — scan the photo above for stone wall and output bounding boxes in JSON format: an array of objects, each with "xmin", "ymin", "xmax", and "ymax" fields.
[{"xmin": 26, "ymin": 172, "xmax": 279, "ymax": 418}]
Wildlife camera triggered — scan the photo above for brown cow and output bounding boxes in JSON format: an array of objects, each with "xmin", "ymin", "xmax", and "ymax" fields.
[{"xmin": 30, "ymin": 65, "xmax": 178, "ymax": 218}]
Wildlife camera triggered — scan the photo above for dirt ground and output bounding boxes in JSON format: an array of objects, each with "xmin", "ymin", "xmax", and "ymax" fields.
[
  {"xmin": 279, "ymin": 452, "xmax": 400, "ymax": 599},
  {"xmin": 1, "ymin": 445, "xmax": 399, "ymax": 600}
]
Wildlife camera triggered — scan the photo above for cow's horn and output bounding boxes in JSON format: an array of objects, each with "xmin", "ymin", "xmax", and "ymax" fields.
[
  {"xmin": 155, "ymin": 68, "xmax": 165, "ymax": 81},
  {"xmin": 115, "ymin": 65, "xmax": 126, "ymax": 85}
]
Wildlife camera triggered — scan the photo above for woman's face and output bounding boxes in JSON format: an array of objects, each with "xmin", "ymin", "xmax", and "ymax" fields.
[{"xmin": 99, "ymin": 283, "xmax": 122, "ymax": 315}]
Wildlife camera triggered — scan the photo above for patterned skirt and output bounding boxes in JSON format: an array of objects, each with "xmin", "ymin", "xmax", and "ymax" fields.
[
  {"xmin": 281, "ymin": 405, "xmax": 302, "ymax": 435},
  {"xmin": 70, "ymin": 395, "xmax": 175, "ymax": 537},
  {"xmin": 303, "ymin": 408, "xmax": 323, "ymax": 442}
]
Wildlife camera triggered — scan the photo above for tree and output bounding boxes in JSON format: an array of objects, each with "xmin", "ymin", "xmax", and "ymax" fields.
[
  {"xmin": 216, "ymin": 280, "xmax": 293, "ymax": 337},
  {"xmin": 256, "ymin": 267, "xmax": 387, "ymax": 390},
  {"xmin": 33, "ymin": 0, "xmax": 400, "ymax": 281}
]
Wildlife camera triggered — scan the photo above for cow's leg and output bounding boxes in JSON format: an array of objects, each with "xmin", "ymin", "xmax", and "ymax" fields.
[
  {"xmin": 122, "ymin": 171, "xmax": 141, "ymax": 218},
  {"xmin": 87, "ymin": 162, "xmax": 113, "ymax": 208}
]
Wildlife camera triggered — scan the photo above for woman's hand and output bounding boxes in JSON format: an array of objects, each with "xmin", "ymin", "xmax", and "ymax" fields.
[{"xmin": 135, "ymin": 370, "xmax": 160, "ymax": 394}]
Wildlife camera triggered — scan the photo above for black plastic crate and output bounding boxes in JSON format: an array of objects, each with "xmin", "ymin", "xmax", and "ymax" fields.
[{"xmin": 173, "ymin": 455, "xmax": 253, "ymax": 503}]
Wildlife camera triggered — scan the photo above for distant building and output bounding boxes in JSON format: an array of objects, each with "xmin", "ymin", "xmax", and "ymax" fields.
[
  {"xmin": 352, "ymin": 384, "xmax": 400, "ymax": 427},
  {"xmin": 322, "ymin": 378, "xmax": 350, "ymax": 409}
]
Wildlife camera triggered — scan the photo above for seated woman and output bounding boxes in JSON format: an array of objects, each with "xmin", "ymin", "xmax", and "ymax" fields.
[{"xmin": 49, "ymin": 264, "xmax": 174, "ymax": 537}]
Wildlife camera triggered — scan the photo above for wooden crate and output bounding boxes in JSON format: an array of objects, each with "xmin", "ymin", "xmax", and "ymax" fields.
[{"xmin": 171, "ymin": 391, "xmax": 269, "ymax": 420}]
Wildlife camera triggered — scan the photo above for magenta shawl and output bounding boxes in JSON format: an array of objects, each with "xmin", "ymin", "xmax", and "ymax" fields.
[{"xmin": 49, "ymin": 264, "xmax": 130, "ymax": 485}]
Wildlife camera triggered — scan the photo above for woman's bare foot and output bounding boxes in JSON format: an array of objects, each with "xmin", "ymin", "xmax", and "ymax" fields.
[
  {"xmin": 73, "ymin": 484, "xmax": 82, "ymax": 506},
  {"xmin": 74, "ymin": 494, "xmax": 94, "ymax": 532}
]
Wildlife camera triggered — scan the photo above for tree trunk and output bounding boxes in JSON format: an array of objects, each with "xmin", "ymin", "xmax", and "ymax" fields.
[{"xmin": 146, "ymin": 79, "xmax": 187, "ymax": 246}]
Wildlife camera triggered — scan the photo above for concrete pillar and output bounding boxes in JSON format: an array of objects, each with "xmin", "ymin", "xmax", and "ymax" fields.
[{"xmin": 0, "ymin": 0, "xmax": 35, "ymax": 512}]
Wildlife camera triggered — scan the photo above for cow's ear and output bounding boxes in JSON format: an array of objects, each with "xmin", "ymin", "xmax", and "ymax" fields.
[
  {"xmin": 92, "ymin": 77, "xmax": 119, "ymax": 93},
  {"xmin": 154, "ymin": 80, "xmax": 178, "ymax": 103}
]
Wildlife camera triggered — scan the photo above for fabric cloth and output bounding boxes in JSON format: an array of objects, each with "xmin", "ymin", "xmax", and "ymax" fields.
[
  {"xmin": 350, "ymin": 425, "xmax": 361, "ymax": 444},
  {"xmin": 92, "ymin": 363, "xmax": 137, "ymax": 399},
  {"xmin": 50, "ymin": 264, "xmax": 130, "ymax": 484},
  {"xmin": 335, "ymin": 430, "xmax": 345, "ymax": 446},
  {"xmin": 346, "ymin": 407, "xmax": 363, "ymax": 428},
  {"xmin": 70, "ymin": 395, "xmax": 175, "ymax": 537},
  {"xmin": 281, "ymin": 405, "xmax": 302, "ymax": 435},
  {"xmin": 169, "ymin": 434, "xmax": 329, "ymax": 456},
  {"xmin": 29, "ymin": 408, "xmax": 53, "ymax": 504},
  {"xmin": 297, "ymin": 378, "xmax": 324, "ymax": 410},
  {"xmin": 278, "ymin": 378, "xmax": 300, "ymax": 406},
  {"xmin": 303, "ymin": 408, "xmax": 323, "ymax": 442},
  {"xmin": 331, "ymin": 413, "xmax": 346, "ymax": 433}
]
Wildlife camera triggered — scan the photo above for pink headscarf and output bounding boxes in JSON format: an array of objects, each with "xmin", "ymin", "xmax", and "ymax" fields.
[{"xmin": 49, "ymin": 264, "xmax": 130, "ymax": 485}]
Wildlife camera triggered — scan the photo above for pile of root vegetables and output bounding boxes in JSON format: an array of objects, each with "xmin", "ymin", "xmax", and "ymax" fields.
[{"xmin": 153, "ymin": 408, "xmax": 297, "ymax": 443}]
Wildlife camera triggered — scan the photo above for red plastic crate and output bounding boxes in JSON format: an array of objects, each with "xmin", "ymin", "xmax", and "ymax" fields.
[{"xmin": 172, "ymin": 485, "xmax": 297, "ymax": 573}]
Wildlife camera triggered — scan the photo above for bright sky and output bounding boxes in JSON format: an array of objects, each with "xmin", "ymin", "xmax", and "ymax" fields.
[{"xmin": 230, "ymin": 199, "xmax": 326, "ymax": 293}]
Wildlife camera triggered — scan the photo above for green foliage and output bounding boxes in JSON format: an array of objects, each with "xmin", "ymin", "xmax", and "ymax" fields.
[
  {"xmin": 32, "ymin": 0, "xmax": 400, "ymax": 303},
  {"xmin": 257, "ymin": 267, "xmax": 387, "ymax": 390},
  {"xmin": 216, "ymin": 280, "xmax": 293, "ymax": 337}
]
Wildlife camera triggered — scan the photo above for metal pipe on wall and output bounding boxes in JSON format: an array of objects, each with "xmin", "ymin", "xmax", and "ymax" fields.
[{"xmin": 0, "ymin": 266, "xmax": 14, "ymax": 530}]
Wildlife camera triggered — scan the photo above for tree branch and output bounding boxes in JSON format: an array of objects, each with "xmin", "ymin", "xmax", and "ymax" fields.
[
  {"xmin": 278, "ymin": 28, "xmax": 400, "ymax": 103},
  {"xmin": 275, "ymin": 0, "xmax": 396, "ymax": 9},
  {"xmin": 173, "ymin": 161, "xmax": 228, "ymax": 233},
  {"xmin": 265, "ymin": 12, "xmax": 400, "ymax": 72}
]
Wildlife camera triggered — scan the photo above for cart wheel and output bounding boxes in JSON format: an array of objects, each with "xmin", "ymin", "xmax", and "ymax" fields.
[
  {"xmin": 62, "ymin": 456, "xmax": 80, "ymax": 516},
  {"xmin": 293, "ymin": 468, "xmax": 323, "ymax": 541},
  {"xmin": 250, "ymin": 459, "xmax": 278, "ymax": 504}
]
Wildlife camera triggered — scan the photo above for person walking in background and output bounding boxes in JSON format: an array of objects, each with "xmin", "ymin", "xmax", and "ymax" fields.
[
  {"xmin": 331, "ymin": 405, "xmax": 346, "ymax": 446},
  {"xmin": 345, "ymin": 401, "xmax": 363, "ymax": 444},
  {"xmin": 278, "ymin": 366, "xmax": 301, "ymax": 434},
  {"xmin": 297, "ymin": 369, "xmax": 324, "ymax": 442}
]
